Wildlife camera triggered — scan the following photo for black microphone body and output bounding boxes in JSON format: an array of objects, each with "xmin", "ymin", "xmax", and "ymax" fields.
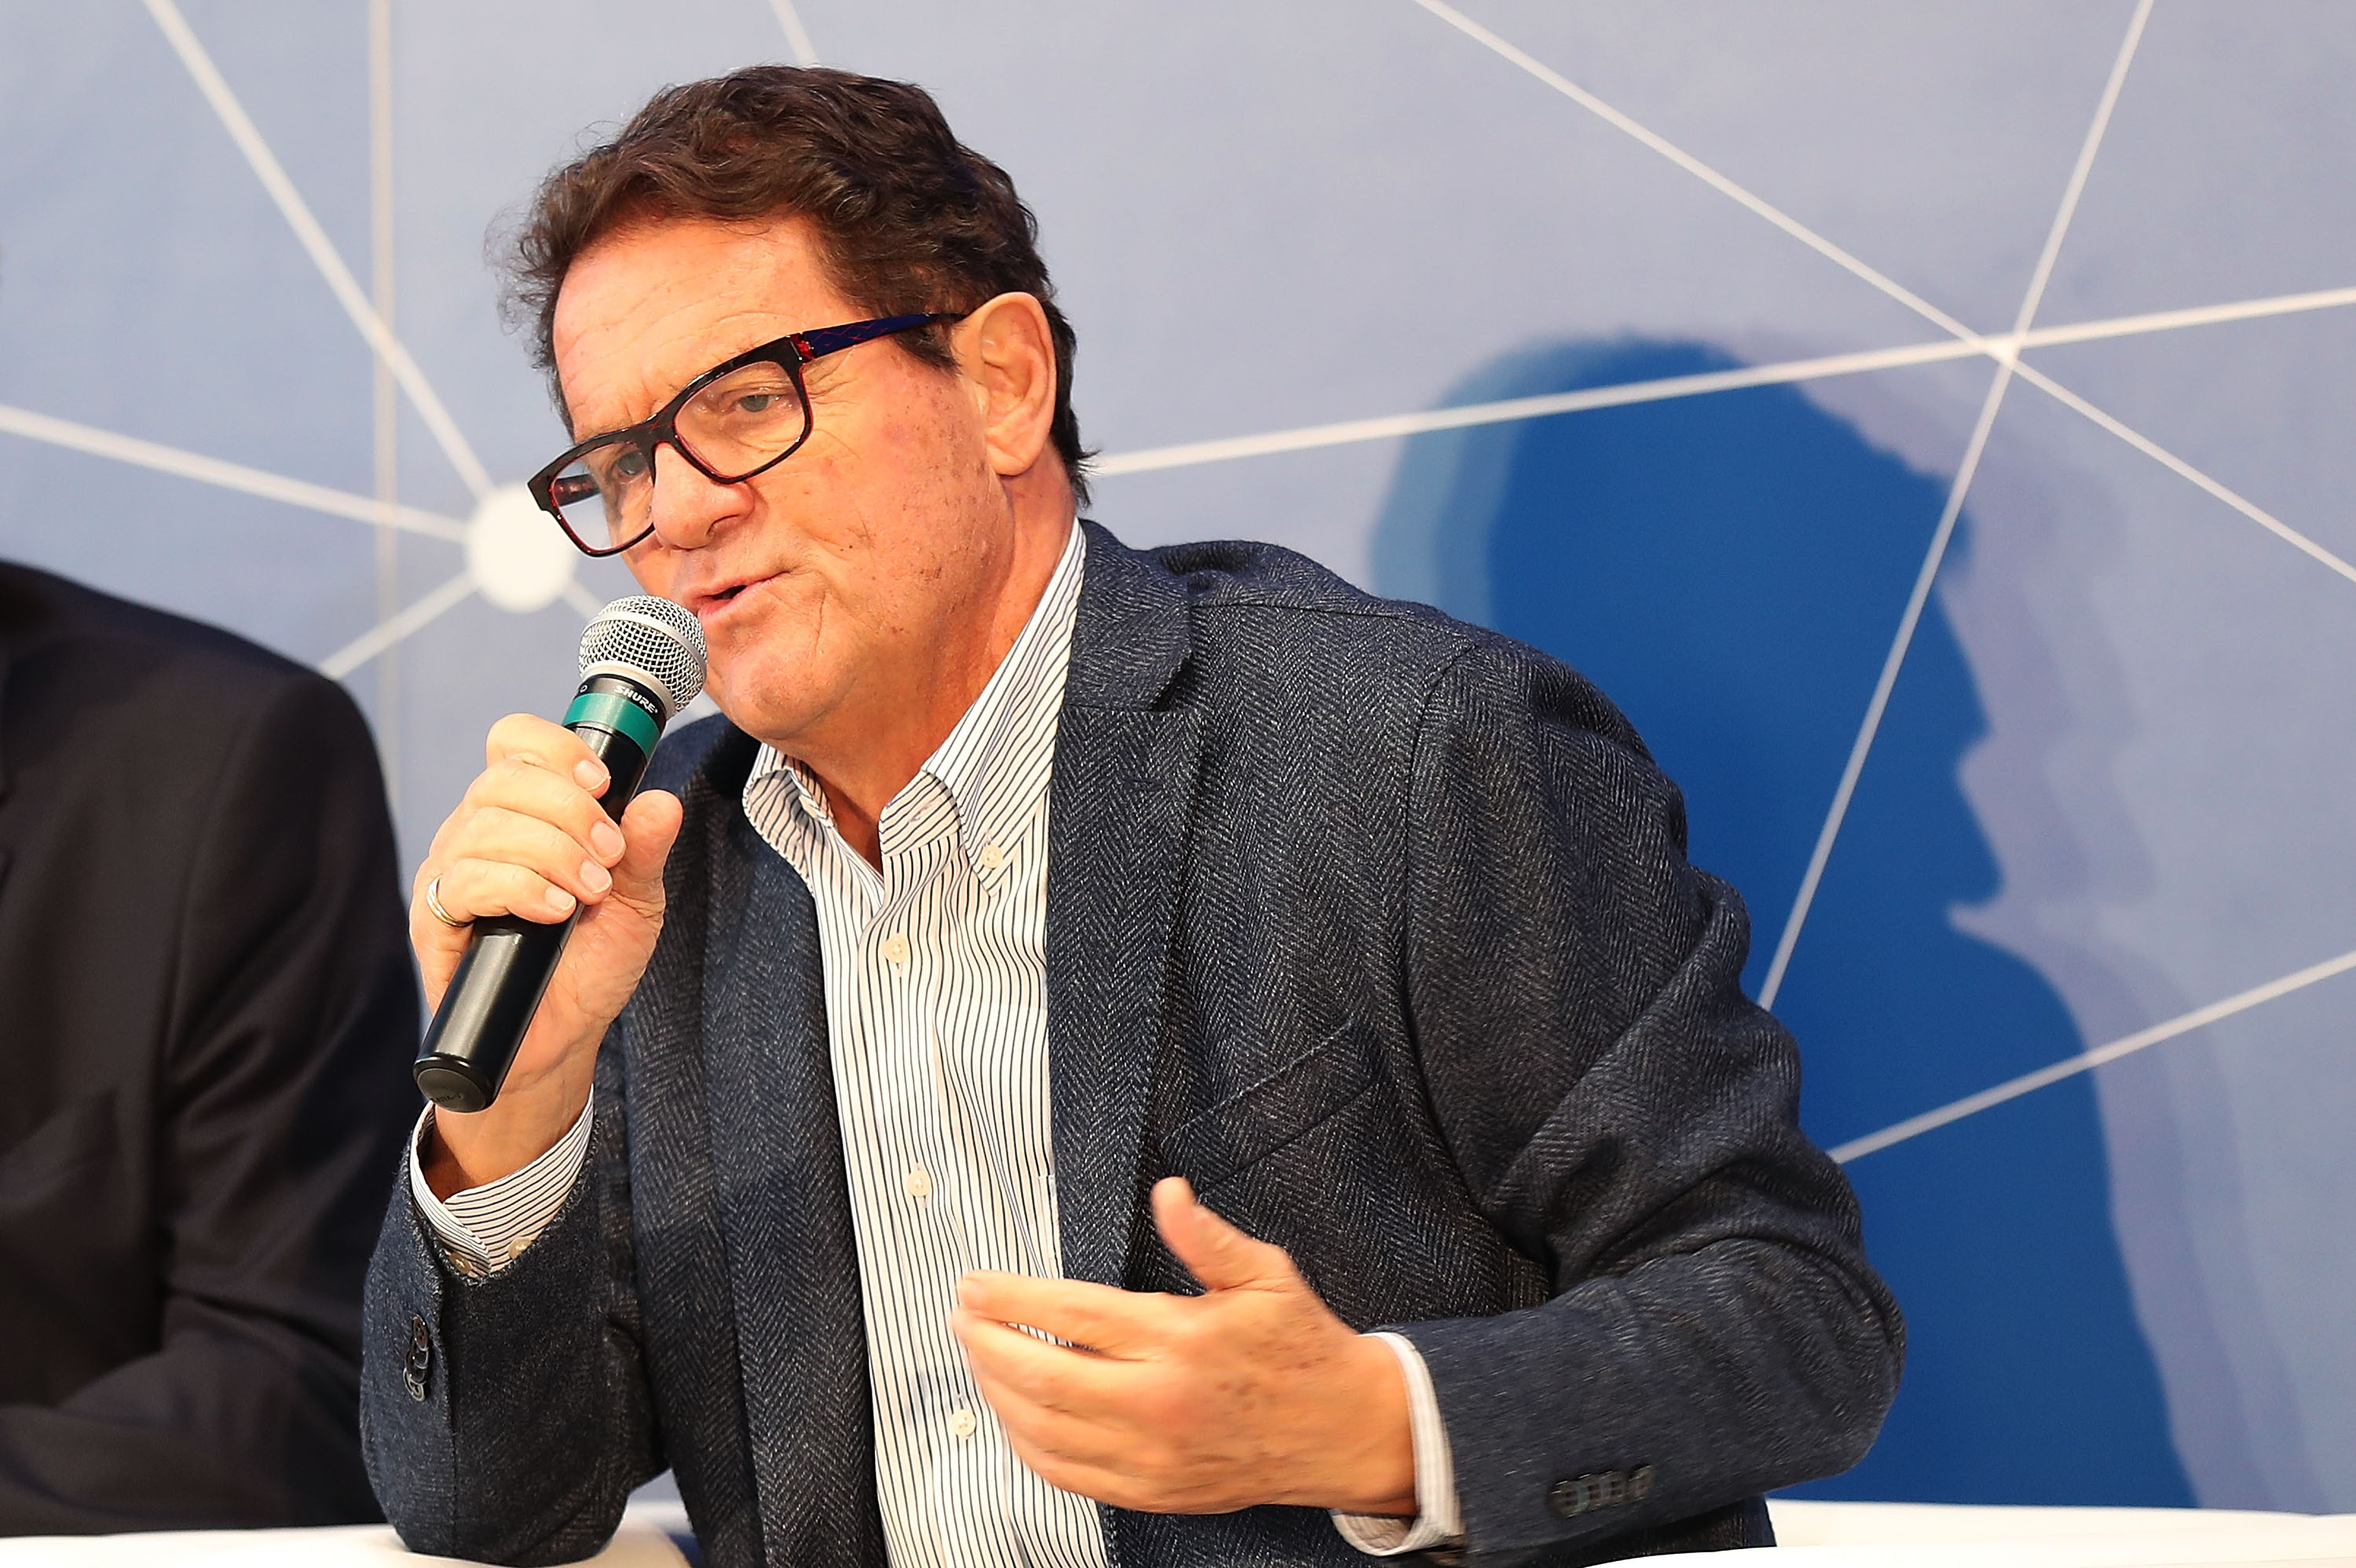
[{"xmin": 412, "ymin": 662, "xmax": 686, "ymax": 1113}]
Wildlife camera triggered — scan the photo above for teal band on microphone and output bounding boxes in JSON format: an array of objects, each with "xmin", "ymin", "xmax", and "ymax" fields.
[{"xmin": 564, "ymin": 690, "xmax": 661, "ymax": 754}]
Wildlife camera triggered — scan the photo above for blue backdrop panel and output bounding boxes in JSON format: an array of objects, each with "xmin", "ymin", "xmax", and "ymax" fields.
[
  {"xmin": 1378, "ymin": 341, "xmax": 2190, "ymax": 1504},
  {"xmin": 3, "ymin": 0, "xmax": 2351, "ymax": 1513}
]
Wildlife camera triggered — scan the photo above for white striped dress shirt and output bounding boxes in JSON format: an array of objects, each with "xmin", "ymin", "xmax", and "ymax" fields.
[{"xmin": 412, "ymin": 519, "xmax": 1460, "ymax": 1559}]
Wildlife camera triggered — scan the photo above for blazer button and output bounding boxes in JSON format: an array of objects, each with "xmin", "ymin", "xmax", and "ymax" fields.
[
  {"xmin": 405, "ymin": 1314, "xmax": 434, "ymax": 1402},
  {"xmin": 1547, "ymin": 1475, "xmax": 1591, "ymax": 1519}
]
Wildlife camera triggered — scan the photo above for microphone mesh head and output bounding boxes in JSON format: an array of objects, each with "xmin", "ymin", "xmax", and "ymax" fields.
[{"xmin": 577, "ymin": 596, "xmax": 707, "ymax": 718}]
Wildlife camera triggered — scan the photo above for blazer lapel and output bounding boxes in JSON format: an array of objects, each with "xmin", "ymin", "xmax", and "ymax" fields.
[
  {"xmin": 698, "ymin": 805, "xmax": 885, "ymax": 1567},
  {"xmin": 1047, "ymin": 525, "xmax": 1202, "ymax": 1290}
]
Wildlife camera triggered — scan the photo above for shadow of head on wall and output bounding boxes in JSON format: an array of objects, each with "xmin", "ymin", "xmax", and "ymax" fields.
[{"xmin": 1368, "ymin": 337, "xmax": 2192, "ymax": 1508}]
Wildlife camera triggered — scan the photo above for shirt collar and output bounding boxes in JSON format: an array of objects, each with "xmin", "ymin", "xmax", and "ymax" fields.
[{"xmin": 748, "ymin": 518, "xmax": 1088, "ymax": 861}]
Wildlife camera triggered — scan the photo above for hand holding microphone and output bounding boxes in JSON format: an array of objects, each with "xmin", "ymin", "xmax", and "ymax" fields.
[{"xmin": 408, "ymin": 597, "xmax": 706, "ymax": 1195}]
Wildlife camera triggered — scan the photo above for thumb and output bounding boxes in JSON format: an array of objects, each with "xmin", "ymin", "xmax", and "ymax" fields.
[
  {"xmin": 610, "ymin": 788, "xmax": 685, "ymax": 906},
  {"xmin": 1154, "ymin": 1176, "xmax": 1294, "ymax": 1293}
]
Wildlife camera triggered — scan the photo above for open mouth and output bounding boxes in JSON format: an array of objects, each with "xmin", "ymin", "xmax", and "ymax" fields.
[
  {"xmin": 691, "ymin": 566, "xmax": 796, "ymax": 621},
  {"xmin": 697, "ymin": 577, "xmax": 762, "ymax": 614}
]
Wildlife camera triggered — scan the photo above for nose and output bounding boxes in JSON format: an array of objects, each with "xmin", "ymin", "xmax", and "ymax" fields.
[{"xmin": 642, "ymin": 440, "xmax": 748, "ymax": 550}]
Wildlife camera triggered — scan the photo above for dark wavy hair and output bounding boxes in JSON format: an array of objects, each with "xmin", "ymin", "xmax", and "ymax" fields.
[{"xmin": 503, "ymin": 65, "xmax": 1091, "ymax": 503}]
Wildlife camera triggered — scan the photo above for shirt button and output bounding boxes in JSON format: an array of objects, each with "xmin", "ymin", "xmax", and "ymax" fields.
[
  {"xmin": 948, "ymin": 1405, "xmax": 978, "ymax": 1439},
  {"xmin": 903, "ymin": 1164, "xmax": 933, "ymax": 1200},
  {"xmin": 978, "ymin": 843, "xmax": 1007, "ymax": 872},
  {"xmin": 880, "ymin": 932, "xmax": 909, "ymax": 967}
]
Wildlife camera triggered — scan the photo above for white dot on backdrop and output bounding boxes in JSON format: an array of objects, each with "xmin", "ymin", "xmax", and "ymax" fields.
[{"xmin": 466, "ymin": 484, "xmax": 576, "ymax": 613}]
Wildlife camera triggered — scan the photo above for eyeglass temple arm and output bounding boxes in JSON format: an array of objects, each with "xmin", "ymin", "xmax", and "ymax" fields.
[{"xmin": 791, "ymin": 313, "xmax": 959, "ymax": 361}]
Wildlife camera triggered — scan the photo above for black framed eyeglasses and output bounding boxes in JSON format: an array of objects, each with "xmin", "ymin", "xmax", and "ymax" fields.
[{"xmin": 527, "ymin": 312, "xmax": 959, "ymax": 557}]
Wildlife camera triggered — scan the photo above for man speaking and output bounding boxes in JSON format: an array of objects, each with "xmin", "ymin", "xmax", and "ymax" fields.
[{"xmin": 362, "ymin": 66, "xmax": 1901, "ymax": 1567}]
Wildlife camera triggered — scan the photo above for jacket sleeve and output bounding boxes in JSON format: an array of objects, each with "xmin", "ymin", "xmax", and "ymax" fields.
[
  {"xmin": 1389, "ymin": 639, "xmax": 1904, "ymax": 1563},
  {"xmin": 360, "ymin": 1048, "xmax": 661, "ymax": 1565},
  {"xmin": 0, "ymin": 671, "xmax": 419, "ymax": 1533}
]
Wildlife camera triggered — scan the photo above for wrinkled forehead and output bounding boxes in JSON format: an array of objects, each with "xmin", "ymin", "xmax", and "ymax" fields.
[{"xmin": 551, "ymin": 214, "xmax": 851, "ymax": 436}]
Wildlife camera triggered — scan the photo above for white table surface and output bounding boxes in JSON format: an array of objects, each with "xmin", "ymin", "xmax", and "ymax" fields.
[
  {"xmin": 3, "ymin": 1499, "xmax": 2354, "ymax": 1566},
  {"xmin": 0, "ymin": 1503, "xmax": 697, "ymax": 1566},
  {"xmin": 1747, "ymin": 1500, "xmax": 2356, "ymax": 1566}
]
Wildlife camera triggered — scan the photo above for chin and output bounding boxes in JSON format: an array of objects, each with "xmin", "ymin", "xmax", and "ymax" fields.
[{"xmin": 706, "ymin": 649, "xmax": 833, "ymax": 753}]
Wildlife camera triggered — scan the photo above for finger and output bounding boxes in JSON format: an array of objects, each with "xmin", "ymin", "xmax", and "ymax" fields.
[
  {"xmin": 1153, "ymin": 1176, "xmax": 1294, "ymax": 1293},
  {"xmin": 407, "ymin": 854, "xmax": 575, "ymax": 959},
  {"xmin": 460, "ymin": 757, "xmax": 630, "ymax": 868},
  {"xmin": 448, "ymin": 805, "xmax": 619, "ymax": 907},
  {"xmin": 967, "ymin": 1360, "xmax": 1138, "ymax": 1475},
  {"xmin": 431, "ymin": 856, "xmax": 582, "ymax": 927},
  {"xmin": 964, "ymin": 1340, "xmax": 1169, "ymax": 1484},
  {"xmin": 408, "ymin": 874, "xmax": 481, "ymax": 989},
  {"xmin": 958, "ymin": 1270, "xmax": 1165, "ymax": 1354},
  {"xmin": 485, "ymin": 712, "xmax": 613, "ymax": 795},
  {"xmin": 996, "ymin": 1420, "xmax": 1143, "ymax": 1509},
  {"xmin": 607, "ymin": 789, "xmax": 684, "ymax": 908},
  {"xmin": 951, "ymin": 1309, "xmax": 1126, "ymax": 1414},
  {"xmin": 994, "ymin": 1417, "xmax": 1198, "ymax": 1515}
]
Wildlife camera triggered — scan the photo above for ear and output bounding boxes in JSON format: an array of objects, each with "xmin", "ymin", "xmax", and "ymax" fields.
[{"xmin": 954, "ymin": 292, "xmax": 1059, "ymax": 482}]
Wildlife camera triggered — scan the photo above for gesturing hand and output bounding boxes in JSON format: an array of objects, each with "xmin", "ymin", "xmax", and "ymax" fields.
[{"xmin": 950, "ymin": 1176, "xmax": 1416, "ymax": 1517}]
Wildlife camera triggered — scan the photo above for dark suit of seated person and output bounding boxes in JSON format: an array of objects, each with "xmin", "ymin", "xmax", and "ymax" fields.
[
  {"xmin": 363, "ymin": 68, "xmax": 1904, "ymax": 1568},
  {"xmin": 0, "ymin": 563, "xmax": 419, "ymax": 1533}
]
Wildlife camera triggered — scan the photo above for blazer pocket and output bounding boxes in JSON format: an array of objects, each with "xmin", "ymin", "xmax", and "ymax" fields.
[{"xmin": 1165, "ymin": 1019, "xmax": 1379, "ymax": 1192}]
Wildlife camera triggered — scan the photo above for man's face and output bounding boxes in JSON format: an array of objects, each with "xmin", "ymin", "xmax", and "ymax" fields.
[{"xmin": 551, "ymin": 215, "xmax": 1015, "ymax": 749}]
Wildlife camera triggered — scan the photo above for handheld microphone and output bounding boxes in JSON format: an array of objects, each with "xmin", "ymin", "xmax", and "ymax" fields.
[{"xmin": 412, "ymin": 595, "xmax": 707, "ymax": 1113}]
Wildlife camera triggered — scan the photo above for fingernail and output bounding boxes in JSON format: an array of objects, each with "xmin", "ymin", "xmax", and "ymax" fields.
[
  {"xmin": 591, "ymin": 821, "xmax": 625, "ymax": 861},
  {"xmin": 580, "ymin": 859, "xmax": 611, "ymax": 894},
  {"xmin": 575, "ymin": 759, "xmax": 609, "ymax": 790},
  {"xmin": 547, "ymin": 887, "xmax": 577, "ymax": 914}
]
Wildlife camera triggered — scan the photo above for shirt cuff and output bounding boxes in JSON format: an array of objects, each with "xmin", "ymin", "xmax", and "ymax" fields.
[
  {"xmin": 1330, "ymin": 1331, "xmax": 1465, "ymax": 1556},
  {"xmin": 407, "ymin": 1102, "xmax": 594, "ymax": 1278}
]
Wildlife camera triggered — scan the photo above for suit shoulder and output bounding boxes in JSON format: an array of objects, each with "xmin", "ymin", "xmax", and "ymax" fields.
[
  {"xmin": 0, "ymin": 563, "xmax": 365, "ymax": 732},
  {"xmin": 1145, "ymin": 536, "xmax": 1474, "ymax": 657},
  {"xmin": 1145, "ymin": 536, "xmax": 1443, "ymax": 623},
  {"xmin": 1140, "ymin": 535, "xmax": 1597, "ymax": 711}
]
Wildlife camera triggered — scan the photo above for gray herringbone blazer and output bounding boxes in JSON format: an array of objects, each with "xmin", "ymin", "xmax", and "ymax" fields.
[{"xmin": 362, "ymin": 524, "xmax": 1901, "ymax": 1567}]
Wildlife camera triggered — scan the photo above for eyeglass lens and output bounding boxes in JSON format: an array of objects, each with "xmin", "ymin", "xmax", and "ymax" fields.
[{"xmin": 547, "ymin": 360, "xmax": 813, "ymax": 550}]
